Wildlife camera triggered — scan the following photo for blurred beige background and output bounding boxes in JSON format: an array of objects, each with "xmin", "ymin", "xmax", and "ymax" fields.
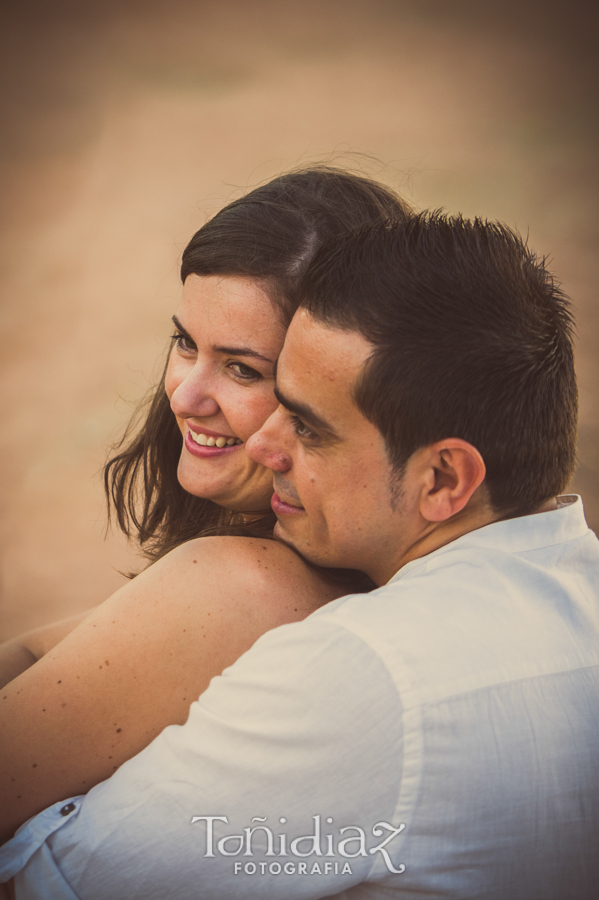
[{"xmin": 1, "ymin": 0, "xmax": 597, "ymax": 639}]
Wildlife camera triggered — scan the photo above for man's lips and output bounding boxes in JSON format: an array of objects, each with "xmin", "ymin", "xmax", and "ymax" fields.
[{"xmin": 271, "ymin": 492, "xmax": 305, "ymax": 515}]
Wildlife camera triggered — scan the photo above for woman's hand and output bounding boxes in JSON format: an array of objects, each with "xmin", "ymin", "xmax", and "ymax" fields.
[
  {"xmin": 0, "ymin": 536, "xmax": 341, "ymax": 843},
  {"xmin": 0, "ymin": 612, "xmax": 92, "ymax": 689}
]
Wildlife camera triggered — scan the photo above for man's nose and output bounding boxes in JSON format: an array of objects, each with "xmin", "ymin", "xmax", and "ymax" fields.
[
  {"xmin": 246, "ymin": 409, "xmax": 291, "ymax": 473},
  {"xmin": 169, "ymin": 366, "xmax": 220, "ymax": 419}
]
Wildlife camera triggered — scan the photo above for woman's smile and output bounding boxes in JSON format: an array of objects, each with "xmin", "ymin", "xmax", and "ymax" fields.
[{"xmin": 185, "ymin": 426, "xmax": 243, "ymax": 458}]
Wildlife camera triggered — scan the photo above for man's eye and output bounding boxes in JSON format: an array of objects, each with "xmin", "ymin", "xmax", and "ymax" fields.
[
  {"xmin": 171, "ymin": 333, "xmax": 196, "ymax": 353},
  {"xmin": 290, "ymin": 414, "xmax": 317, "ymax": 441},
  {"xmin": 227, "ymin": 362, "xmax": 262, "ymax": 381}
]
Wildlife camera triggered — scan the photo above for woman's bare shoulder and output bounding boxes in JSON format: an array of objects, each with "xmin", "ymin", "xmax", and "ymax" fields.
[
  {"xmin": 154, "ymin": 535, "xmax": 344, "ymax": 616},
  {"xmin": 171, "ymin": 535, "xmax": 311, "ymax": 573}
]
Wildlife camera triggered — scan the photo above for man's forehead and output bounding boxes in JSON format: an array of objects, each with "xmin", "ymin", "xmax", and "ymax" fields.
[
  {"xmin": 284, "ymin": 309, "xmax": 373, "ymax": 378},
  {"xmin": 277, "ymin": 310, "xmax": 374, "ymax": 425}
]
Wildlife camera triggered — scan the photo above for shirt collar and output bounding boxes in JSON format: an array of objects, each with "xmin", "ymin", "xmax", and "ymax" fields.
[{"xmin": 388, "ymin": 495, "xmax": 589, "ymax": 584}]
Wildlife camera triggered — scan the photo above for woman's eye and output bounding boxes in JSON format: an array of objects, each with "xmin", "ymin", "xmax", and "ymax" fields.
[
  {"xmin": 227, "ymin": 362, "xmax": 262, "ymax": 381},
  {"xmin": 290, "ymin": 414, "xmax": 317, "ymax": 441},
  {"xmin": 171, "ymin": 333, "xmax": 196, "ymax": 353}
]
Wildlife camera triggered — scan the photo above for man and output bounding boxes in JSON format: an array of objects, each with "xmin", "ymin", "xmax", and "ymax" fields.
[{"xmin": 1, "ymin": 213, "xmax": 598, "ymax": 899}]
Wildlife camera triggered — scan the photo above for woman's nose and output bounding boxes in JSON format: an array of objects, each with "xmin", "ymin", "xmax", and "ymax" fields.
[
  {"xmin": 246, "ymin": 409, "xmax": 291, "ymax": 472},
  {"xmin": 168, "ymin": 366, "xmax": 220, "ymax": 420}
]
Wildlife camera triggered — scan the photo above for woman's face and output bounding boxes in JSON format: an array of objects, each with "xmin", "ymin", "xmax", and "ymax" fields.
[{"xmin": 165, "ymin": 274, "xmax": 286, "ymax": 511}]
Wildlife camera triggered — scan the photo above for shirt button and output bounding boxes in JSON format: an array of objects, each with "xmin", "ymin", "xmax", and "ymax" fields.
[{"xmin": 60, "ymin": 803, "xmax": 76, "ymax": 816}]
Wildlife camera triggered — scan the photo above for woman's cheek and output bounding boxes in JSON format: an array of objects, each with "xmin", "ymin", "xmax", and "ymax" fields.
[
  {"xmin": 164, "ymin": 355, "xmax": 180, "ymax": 401},
  {"xmin": 239, "ymin": 391, "xmax": 279, "ymax": 439}
]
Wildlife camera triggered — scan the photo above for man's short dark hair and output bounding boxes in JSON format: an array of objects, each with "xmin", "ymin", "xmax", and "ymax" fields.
[{"xmin": 298, "ymin": 212, "xmax": 578, "ymax": 516}]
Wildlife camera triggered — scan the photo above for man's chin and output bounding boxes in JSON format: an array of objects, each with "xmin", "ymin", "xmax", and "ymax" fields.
[
  {"xmin": 273, "ymin": 520, "xmax": 312, "ymax": 559},
  {"xmin": 273, "ymin": 519, "xmax": 295, "ymax": 545},
  {"xmin": 273, "ymin": 520, "xmax": 332, "ymax": 569}
]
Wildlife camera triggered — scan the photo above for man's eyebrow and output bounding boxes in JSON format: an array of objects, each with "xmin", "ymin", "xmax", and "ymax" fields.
[
  {"xmin": 171, "ymin": 316, "xmax": 274, "ymax": 364},
  {"xmin": 274, "ymin": 386, "xmax": 338, "ymax": 436}
]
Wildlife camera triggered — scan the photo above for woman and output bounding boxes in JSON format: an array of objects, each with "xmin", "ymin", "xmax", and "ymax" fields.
[{"xmin": 0, "ymin": 166, "xmax": 410, "ymax": 843}]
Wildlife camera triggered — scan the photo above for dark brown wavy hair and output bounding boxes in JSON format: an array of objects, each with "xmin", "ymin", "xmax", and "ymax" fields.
[{"xmin": 104, "ymin": 166, "xmax": 410, "ymax": 568}]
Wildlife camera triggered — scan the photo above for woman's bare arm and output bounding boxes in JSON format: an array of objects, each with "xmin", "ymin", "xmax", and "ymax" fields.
[
  {"xmin": 0, "ymin": 536, "xmax": 342, "ymax": 843},
  {"xmin": 0, "ymin": 612, "xmax": 92, "ymax": 689}
]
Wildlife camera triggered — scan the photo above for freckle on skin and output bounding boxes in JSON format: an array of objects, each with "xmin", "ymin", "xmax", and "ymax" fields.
[
  {"xmin": 32, "ymin": 764, "xmax": 37, "ymax": 768},
  {"xmin": 61, "ymin": 703, "xmax": 67, "ymax": 708},
  {"xmin": 105, "ymin": 660, "xmax": 109, "ymax": 665},
  {"xmin": 57, "ymin": 681, "xmax": 61, "ymax": 684},
  {"xmin": 116, "ymin": 728, "xmax": 122, "ymax": 733}
]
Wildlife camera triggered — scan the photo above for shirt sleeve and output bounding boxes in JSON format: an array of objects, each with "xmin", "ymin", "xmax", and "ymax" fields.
[{"xmin": 4, "ymin": 615, "xmax": 405, "ymax": 900}]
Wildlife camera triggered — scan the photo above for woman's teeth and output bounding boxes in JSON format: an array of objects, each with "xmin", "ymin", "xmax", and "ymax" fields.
[{"xmin": 190, "ymin": 431, "xmax": 242, "ymax": 448}]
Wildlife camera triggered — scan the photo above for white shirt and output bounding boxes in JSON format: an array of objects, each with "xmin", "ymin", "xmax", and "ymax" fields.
[{"xmin": 2, "ymin": 496, "xmax": 598, "ymax": 899}]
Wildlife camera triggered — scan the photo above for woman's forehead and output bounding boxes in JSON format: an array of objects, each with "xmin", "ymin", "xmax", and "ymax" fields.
[{"xmin": 179, "ymin": 274, "xmax": 285, "ymax": 348}]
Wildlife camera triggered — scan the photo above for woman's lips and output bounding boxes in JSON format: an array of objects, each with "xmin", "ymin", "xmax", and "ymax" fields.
[
  {"xmin": 271, "ymin": 491, "xmax": 305, "ymax": 515},
  {"xmin": 184, "ymin": 429, "xmax": 244, "ymax": 459},
  {"xmin": 187, "ymin": 424, "xmax": 242, "ymax": 446}
]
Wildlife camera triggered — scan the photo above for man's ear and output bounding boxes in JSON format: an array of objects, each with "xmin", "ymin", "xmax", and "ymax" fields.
[{"xmin": 419, "ymin": 439, "xmax": 486, "ymax": 523}]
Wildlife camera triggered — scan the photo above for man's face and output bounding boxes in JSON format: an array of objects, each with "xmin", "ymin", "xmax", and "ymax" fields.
[{"xmin": 246, "ymin": 310, "xmax": 411, "ymax": 585}]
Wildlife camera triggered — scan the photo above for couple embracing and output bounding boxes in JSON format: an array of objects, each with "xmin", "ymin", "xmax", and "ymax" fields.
[{"xmin": 1, "ymin": 167, "xmax": 597, "ymax": 899}]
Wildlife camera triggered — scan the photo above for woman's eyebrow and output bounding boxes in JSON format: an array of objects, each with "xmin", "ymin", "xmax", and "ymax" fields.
[
  {"xmin": 212, "ymin": 345, "xmax": 274, "ymax": 364},
  {"xmin": 172, "ymin": 315, "xmax": 192, "ymax": 338},
  {"xmin": 171, "ymin": 317, "xmax": 274, "ymax": 364}
]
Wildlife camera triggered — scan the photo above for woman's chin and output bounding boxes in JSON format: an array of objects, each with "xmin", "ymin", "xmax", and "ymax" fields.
[
  {"xmin": 177, "ymin": 454, "xmax": 274, "ymax": 512},
  {"xmin": 177, "ymin": 472, "xmax": 273, "ymax": 513}
]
